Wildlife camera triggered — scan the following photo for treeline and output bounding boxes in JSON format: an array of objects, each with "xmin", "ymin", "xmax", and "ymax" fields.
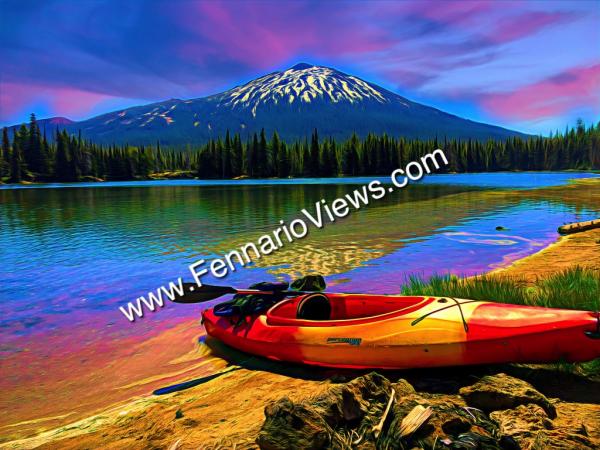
[{"xmin": 1, "ymin": 114, "xmax": 599, "ymax": 183}]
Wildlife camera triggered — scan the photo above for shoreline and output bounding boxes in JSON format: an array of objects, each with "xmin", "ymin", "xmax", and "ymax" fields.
[{"xmin": 1, "ymin": 169, "xmax": 598, "ymax": 189}]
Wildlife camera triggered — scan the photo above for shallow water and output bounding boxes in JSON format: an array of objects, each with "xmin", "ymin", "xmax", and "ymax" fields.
[{"xmin": 0, "ymin": 172, "xmax": 598, "ymax": 435}]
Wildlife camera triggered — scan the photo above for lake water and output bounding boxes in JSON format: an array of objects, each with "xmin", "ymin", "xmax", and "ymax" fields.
[
  {"xmin": 0, "ymin": 171, "xmax": 599, "ymax": 437},
  {"xmin": 1, "ymin": 171, "xmax": 599, "ymax": 345}
]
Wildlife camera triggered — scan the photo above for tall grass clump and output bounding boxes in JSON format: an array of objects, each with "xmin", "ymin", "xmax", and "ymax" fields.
[
  {"xmin": 536, "ymin": 266, "xmax": 600, "ymax": 311},
  {"xmin": 401, "ymin": 273, "xmax": 530, "ymax": 305},
  {"xmin": 402, "ymin": 266, "xmax": 599, "ymax": 311}
]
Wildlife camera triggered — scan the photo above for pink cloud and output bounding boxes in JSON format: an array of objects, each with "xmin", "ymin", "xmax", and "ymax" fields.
[
  {"xmin": 406, "ymin": 0, "xmax": 496, "ymax": 26},
  {"xmin": 1, "ymin": 82, "xmax": 114, "ymax": 122},
  {"xmin": 487, "ymin": 11, "xmax": 579, "ymax": 44},
  {"xmin": 0, "ymin": 83, "xmax": 39, "ymax": 119},
  {"xmin": 479, "ymin": 64, "xmax": 600, "ymax": 120}
]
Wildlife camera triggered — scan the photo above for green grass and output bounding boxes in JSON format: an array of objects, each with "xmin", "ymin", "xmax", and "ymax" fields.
[{"xmin": 401, "ymin": 266, "xmax": 600, "ymax": 311}]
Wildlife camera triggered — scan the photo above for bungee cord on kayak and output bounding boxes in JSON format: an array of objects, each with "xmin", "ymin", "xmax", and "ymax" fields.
[{"xmin": 411, "ymin": 298, "xmax": 475, "ymax": 333}]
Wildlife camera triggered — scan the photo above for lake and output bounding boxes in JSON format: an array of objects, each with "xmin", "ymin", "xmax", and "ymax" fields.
[{"xmin": 0, "ymin": 171, "xmax": 599, "ymax": 438}]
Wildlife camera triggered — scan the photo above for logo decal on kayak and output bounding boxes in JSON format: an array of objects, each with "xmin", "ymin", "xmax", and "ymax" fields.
[{"xmin": 327, "ymin": 337, "xmax": 362, "ymax": 346}]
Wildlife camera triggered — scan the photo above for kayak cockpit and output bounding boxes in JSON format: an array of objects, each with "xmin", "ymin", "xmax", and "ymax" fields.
[{"xmin": 266, "ymin": 293, "xmax": 433, "ymax": 326}]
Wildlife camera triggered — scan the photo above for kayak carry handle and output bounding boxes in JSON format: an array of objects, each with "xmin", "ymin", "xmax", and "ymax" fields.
[{"xmin": 585, "ymin": 312, "xmax": 600, "ymax": 339}]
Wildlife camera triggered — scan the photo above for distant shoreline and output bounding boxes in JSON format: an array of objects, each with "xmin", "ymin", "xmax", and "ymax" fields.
[{"xmin": 1, "ymin": 169, "xmax": 598, "ymax": 189}]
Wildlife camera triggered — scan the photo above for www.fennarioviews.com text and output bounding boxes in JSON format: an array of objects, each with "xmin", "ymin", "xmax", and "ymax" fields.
[{"xmin": 119, "ymin": 149, "xmax": 449, "ymax": 322}]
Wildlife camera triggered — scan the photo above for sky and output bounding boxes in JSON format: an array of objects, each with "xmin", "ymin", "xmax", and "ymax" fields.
[{"xmin": 0, "ymin": 0, "xmax": 599, "ymax": 134}]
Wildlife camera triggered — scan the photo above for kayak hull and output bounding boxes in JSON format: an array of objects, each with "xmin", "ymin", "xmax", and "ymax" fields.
[{"xmin": 201, "ymin": 294, "xmax": 600, "ymax": 369}]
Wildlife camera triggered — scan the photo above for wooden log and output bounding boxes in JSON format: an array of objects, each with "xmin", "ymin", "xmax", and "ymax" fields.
[{"xmin": 558, "ymin": 218, "xmax": 600, "ymax": 235}]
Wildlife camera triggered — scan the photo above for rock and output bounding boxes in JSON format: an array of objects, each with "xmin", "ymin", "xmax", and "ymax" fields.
[
  {"xmin": 394, "ymin": 378, "xmax": 417, "ymax": 397},
  {"xmin": 385, "ymin": 392, "xmax": 503, "ymax": 449},
  {"xmin": 491, "ymin": 403, "xmax": 553, "ymax": 436},
  {"xmin": 257, "ymin": 372, "xmax": 398, "ymax": 449},
  {"xmin": 459, "ymin": 373, "xmax": 556, "ymax": 418},
  {"xmin": 256, "ymin": 397, "xmax": 331, "ymax": 449},
  {"xmin": 492, "ymin": 403, "xmax": 597, "ymax": 450}
]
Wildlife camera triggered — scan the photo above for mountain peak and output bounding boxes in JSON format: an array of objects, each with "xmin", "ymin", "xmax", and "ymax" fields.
[
  {"xmin": 47, "ymin": 117, "xmax": 74, "ymax": 125},
  {"xmin": 290, "ymin": 62, "xmax": 316, "ymax": 71},
  {"xmin": 222, "ymin": 63, "xmax": 392, "ymax": 117}
]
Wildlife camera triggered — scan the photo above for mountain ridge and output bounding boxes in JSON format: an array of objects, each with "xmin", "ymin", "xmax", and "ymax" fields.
[{"xmin": 8, "ymin": 63, "xmax": 528, "ymax": 145}]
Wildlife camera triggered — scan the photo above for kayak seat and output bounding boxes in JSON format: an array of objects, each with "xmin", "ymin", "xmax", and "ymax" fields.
[{"xmin": 297, "ymin": 293, "xmax": 331, "ymax": 320}]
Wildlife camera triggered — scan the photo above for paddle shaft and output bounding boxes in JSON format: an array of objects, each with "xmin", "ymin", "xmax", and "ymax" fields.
[{"xmin": 232, "ymin": 289, "xmax": 314, "ymax": 296}]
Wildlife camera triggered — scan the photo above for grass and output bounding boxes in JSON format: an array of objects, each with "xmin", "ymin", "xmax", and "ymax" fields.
[
  {"xmin": 401, "ymin": 266, "xmax": 600, "ymax": 378},
  {"xmin": 401, "ymin": 266, "xmax": 600, "ymax": 312}
]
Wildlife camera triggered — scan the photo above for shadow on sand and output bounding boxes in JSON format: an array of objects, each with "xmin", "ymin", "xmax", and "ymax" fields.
[{"xmin": 154, "ymin": 336, "xmax": 600, "ymax": 404}]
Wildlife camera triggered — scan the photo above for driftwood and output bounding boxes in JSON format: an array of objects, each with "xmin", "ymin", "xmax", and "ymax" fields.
[
  {"xmin": 558, "ymin": 218, "xmax": 600, "ymax": 235},
  {"xmin": 398, "ymin": 404, "xmax": 433, "ymax": 437},
  {"xmin": 372, "ymin": 388, "xmax": 395, "ymax": 438}
]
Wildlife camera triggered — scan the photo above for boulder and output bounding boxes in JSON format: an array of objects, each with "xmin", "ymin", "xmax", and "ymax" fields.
[
  {"xmin": 459, "ymin": 373, "xmax": 556, "ymax": 418},
  {"xmin": 256, "ymin": 397, "xmax": 331, "ymax": 450},
  {"xmin": 385, "ymin": 393, "xmax": 505, "ymax": 449},
  {"xmin": 491, "ymin": 403, "xmax": 597, "ymax": 450},
  {"xmin": 256, "ymin": 372, "xmax": 397, "ymax": 449}
]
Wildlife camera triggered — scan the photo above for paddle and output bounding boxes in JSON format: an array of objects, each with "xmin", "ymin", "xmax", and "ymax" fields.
[{"xmin": 174, "ymin": 283, "xmax": 313, "ymax": 304}]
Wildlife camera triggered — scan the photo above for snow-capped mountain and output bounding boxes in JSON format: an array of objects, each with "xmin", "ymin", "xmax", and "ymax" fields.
[
  {"xmin": 18, "ymin": 63, "xmax": 526, "ymax": 145},
  {"xmin": 222, "ymin": 63, "xmax": 395, "ymax": 116}
]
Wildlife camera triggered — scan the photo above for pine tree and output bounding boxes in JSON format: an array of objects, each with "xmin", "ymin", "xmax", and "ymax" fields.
[
  {"xmin": 232, "ymin": 134, "xmax": 243, "ymax": 177},
  {"xmin": 309, "ymin": 129, "xmax": 320, "ymax": 176},
  {"xmin": 54, "ymin": 131, "xmax": 71, "ymax": 182},
  {"xmin": 155, "ymin": 140, "xmax": 164, "ymax": 173},
  {"xmin": 137, "ymin": 146, "xmax": 150, "ymax": 177},
  {"xmin": 1, "ymin": 127, "xmax": 9, "ymax": 179},
  {"xmin": 9, "ymin": 132, "xmax": 22, "ymax": 183},
  {"xmin": 223, "ymin": 131, "xmax": 232, "ymax": 178},
  {"xmin": 278, "ymin": 141, "xmax": 289, "ymax": 178},
  {"xmin": 26, "ymin": 113, "xmax": 49, "ymax": 176},
  {"xmin": 302, "ymin": 140, "xmax": 310, "ymax": 177},
  {"xmin": 247, "ymin": 134, "xmax": 258, "ymax": 177},
  {"xmin": 271, "ymin": 131, "xmax": 281, "ymax": 177},
  {"xmin": 68, "ymin": 133, "xmax": 81, "ymax": 181},
  {"xmin": 258, "ymin": 128, "xmax": 268, "ymax": 177}
]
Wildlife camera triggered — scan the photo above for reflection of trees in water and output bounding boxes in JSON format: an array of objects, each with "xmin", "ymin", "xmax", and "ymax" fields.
[
  {"xmin": 0, "ymin": 183, "xmax": 470, "ymax": 236},
  {"xmin": 4, "ymin": 181, "xmax": 593, "ymax": 275}
]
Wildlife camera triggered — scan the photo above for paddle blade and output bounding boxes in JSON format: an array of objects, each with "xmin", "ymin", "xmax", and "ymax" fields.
[{"xmin": 172, "ymin": 283, "xmax": 237, "ymax": 304}]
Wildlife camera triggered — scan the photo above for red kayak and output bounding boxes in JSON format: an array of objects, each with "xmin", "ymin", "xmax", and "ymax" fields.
[{"xmin": 202, "ymin": 292, "xmax": 600, "ymax": 369}]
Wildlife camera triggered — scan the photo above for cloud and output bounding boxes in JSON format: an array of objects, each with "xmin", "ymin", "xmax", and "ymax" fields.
[
  {"xmin": 1, "ymin": 82, "xmax": 114, "ymax": 122},
  {"xmin": 487, "ymin": 10, "xmax": 579, "ymax": 44},
  {"xmin": 478, "ymin": 64, "xmax": 600, "ymax": 121}
]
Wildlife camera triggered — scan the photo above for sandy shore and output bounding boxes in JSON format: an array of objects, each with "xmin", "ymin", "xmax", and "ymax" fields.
[
  {"xmin": 2, "ymin": 179, "xmax": 599, "ymax": 450},
  {"xmin": 491, "ymin": 226, "xmax": 600, "ymax": 283}
]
